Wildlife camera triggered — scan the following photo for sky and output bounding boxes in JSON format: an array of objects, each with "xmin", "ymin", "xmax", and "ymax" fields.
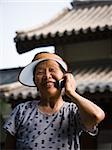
[{"xmin": 0, "ymin": 0, "xmax": 72, "ymax": 69}]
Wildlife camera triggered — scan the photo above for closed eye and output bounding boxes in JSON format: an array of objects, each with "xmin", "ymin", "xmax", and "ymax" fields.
[
  {"xmin": 36, "ymin": 70, "xmax": 44, "ymax": 75},
  {"xmin": 49, "ymin": 68, "xmax": 57, "ymax": 73}
]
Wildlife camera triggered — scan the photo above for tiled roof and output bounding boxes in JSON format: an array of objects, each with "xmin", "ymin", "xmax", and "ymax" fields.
[
  {"xmin": 0, "ymin": 82, "xmax": 37, "ymax": 100},
  {"xmin": 74, "ymin": 65, "xmax": 112, "ymax": 94},
  {"xmin": 0, "ymin": 65, "xmax": 112, "ymax": 100},
  {"xmin": 15, "ymin": 1, "xmax": 112, "ymax": 53}
]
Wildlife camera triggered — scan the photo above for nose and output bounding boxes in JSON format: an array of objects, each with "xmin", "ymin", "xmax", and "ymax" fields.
[{"xmin": 43, "ymin": 69, "xmax": 52, "ymax": 79}]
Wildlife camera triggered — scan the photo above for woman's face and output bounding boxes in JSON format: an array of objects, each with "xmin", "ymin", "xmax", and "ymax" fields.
[{"xmin": 34, "ymin": 60, "xmax": 64, "ymax": 97}]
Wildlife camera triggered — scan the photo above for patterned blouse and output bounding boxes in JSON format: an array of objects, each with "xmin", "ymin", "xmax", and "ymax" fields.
[{"xmin": 4, "ymin": 100, "xmax": 97, "ymax": 150}]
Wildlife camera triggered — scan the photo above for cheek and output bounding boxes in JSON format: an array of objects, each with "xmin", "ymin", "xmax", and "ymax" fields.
[
  {"xmin": 34, "ymin": 76, "xmax": 42, "ymax": 86},
  {"xmin": 57, "ymin": 72, "xmax": 64, "ymax": 79}
]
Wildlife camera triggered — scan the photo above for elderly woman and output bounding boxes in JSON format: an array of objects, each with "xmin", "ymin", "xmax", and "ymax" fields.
[{"xmin": 4, "ymin": 52, "xmax": 105, "ymax": 150}]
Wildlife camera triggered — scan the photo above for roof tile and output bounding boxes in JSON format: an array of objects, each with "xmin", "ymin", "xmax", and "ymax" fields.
[{"xmin": 15, "ymin": 2, "xmax": 112, "ymax": 41}]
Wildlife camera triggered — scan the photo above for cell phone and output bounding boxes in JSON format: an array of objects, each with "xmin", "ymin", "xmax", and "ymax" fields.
[{"xmin": 58, "ymin": 79, "xmax": 65, "ymax": 89}]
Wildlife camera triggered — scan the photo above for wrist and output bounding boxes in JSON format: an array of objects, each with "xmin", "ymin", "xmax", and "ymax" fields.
[{"xmin": 67, "ymin": 90, "xmax": 77, "ymax": 99}]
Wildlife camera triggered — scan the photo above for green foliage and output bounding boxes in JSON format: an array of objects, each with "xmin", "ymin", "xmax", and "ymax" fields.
[{"xmin": 0, "ymin": 100, "xmax": 11, "ymax": 118}]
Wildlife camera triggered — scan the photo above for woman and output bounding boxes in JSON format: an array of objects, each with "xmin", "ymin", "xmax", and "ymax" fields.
[{"xmin": 4, "ymin": 52, "xmax": 105, "ymax": 150}]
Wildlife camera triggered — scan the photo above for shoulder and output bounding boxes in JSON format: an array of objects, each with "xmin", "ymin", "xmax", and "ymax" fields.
[
  {"xmin": 15, "ymin": 100, "xmax": 39, "ymax": 109},
  {"xmin": 63, "ymin": 101, "xmax": 78, "ymax": 112},
  {"xmin": 64, "ymin": 101, "xmax": 77, "ymax": 107},
  {"xmin": 11, "ymin": 100, "xmax": 39, "ymax": 116}
]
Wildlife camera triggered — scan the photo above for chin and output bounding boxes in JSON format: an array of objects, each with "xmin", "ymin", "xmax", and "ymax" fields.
[
  {"xmin": 47, "ymin": 88, "xmax": 58, "ymax": 94},
  {"xmin": 43, "ymin": 88, "xmax": 60, "ymax": 98}
]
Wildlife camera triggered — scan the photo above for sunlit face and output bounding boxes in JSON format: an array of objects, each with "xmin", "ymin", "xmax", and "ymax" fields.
[{"xmin": 34, "ymin": 60, "xmax": 64, "ymax": 98}]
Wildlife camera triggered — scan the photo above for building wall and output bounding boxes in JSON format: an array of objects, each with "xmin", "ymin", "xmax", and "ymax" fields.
[{"xmin": 56, "ymin": 39, "xmax": 112, "ymax": 62}]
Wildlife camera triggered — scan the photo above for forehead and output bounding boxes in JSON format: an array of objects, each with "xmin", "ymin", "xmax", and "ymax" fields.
[{"xmin": 35, "ymin": 60, "xmax": 60, "ymax": 69}]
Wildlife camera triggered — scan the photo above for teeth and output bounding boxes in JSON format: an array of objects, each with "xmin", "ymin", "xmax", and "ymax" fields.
[
  {"xmin": 46, "ymin": 82, "xmax": 54, "ymax": 87},
  {"xmin": 47, "ymin": 82, "xmax": 52, "ymax": 85}
]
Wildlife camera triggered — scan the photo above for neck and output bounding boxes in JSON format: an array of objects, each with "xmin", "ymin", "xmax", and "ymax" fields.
[{"xmin": 38, "ymin": 96, "xmax": 64, "ymax": 114}]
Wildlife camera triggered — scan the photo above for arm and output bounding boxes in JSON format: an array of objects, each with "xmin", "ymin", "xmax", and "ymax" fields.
[
  {"xmin": 64, "ymin": 73, "xmax": 105, "ymax": 130},
  {"xmin": 5, "ymin": 132, "xmax": 16, "ymax": 150}
]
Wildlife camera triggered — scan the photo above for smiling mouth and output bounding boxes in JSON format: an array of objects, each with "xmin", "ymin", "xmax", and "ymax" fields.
[{"xmin": 43, "ymin": 82, "xmax": 55, "ymax": 88}]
